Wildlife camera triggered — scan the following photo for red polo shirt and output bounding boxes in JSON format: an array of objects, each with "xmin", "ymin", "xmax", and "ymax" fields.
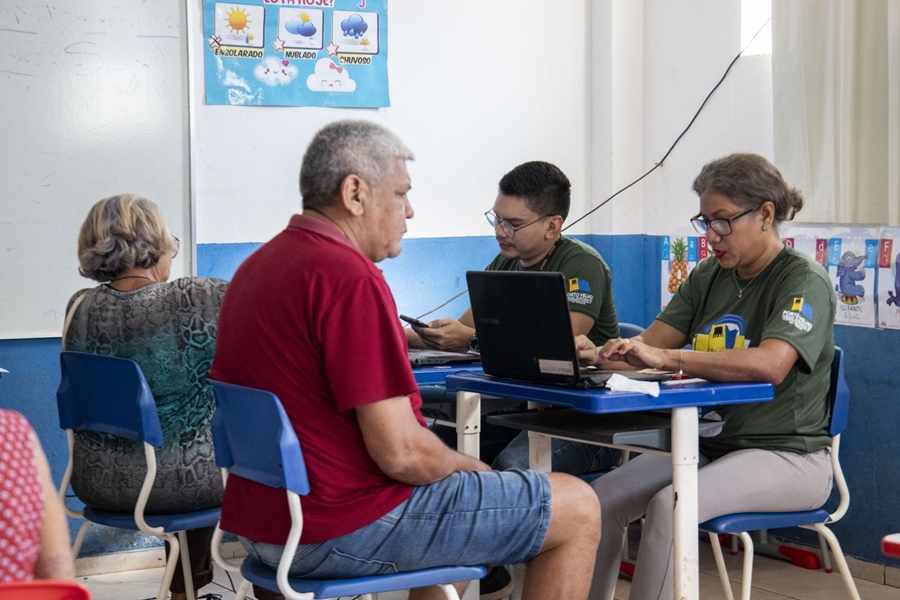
[{"xmin": 211, "ymin": 214, "xmax": 426, "ymax": 545}]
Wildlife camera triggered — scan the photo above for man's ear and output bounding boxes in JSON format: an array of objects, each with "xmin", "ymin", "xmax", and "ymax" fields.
[
  {"xmin": 545, "ymin": 215, "xmax": 564, "ymax": 238},
  {"xmin": 338, "ymin": 174, "xmax": 368, "ymax": 217}
]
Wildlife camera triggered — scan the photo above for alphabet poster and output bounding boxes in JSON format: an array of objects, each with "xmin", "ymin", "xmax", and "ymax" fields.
[
  {"xmin": 203, "ymin": 0, "xmax": 389, "ymax": 107},
  {"xmin": 878, "ymin": 228, "xmax": 900, "ymax": 330},
  {"xmin": 782, "ymin": 224, "xmax": 881, "ymax": 329},
  {"xmin": 660, "ymin": 235, "xmax": 705, "ymax": 311}
]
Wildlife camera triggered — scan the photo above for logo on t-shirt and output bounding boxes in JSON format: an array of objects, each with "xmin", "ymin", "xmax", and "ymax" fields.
[
  {"xmin": 693, "ymin": 314, "xmax": 749, "ymax": 352},
  {"xmin": 567, "ymin": 278, "xmax": 594, "ymax": 305},
  {"xmin": 782, "ymin": 297, "xmax": 813, "ymax": 332}
]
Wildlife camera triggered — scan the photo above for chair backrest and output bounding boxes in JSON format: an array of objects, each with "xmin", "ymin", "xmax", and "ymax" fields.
[
  {"xmin": 210, "ymin": 380, "xmax": 310, "ymax": 496},
  {"xmin": 618, "ymin": 322, "xmax": 645, "ymax": 338},
  {"xmin": 57, "ymin": 351, "xmax": 163, "ymax": 446},
  {"xmin": 828, "ymin": 346, "xmax": 849, "ymax": 437},
  {"xmin": 0, "ymin": 580, "xmax": 92, "ymax": 599}
]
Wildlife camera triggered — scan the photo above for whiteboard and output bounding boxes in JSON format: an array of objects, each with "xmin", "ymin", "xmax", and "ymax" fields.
[{"xmin": 0, "ymin": 0, "xmax": 191, "ymax": 339}]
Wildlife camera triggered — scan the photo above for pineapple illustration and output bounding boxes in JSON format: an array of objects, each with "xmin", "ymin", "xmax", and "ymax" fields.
[{"xmin": 668, "ymin": 237, "xmax": 689, "ymax": 293}]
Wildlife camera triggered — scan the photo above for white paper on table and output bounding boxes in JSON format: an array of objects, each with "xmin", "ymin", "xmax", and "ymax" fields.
[{"xmin": 606, "ymin": 373, "xmax": 660, "ymax": 397}]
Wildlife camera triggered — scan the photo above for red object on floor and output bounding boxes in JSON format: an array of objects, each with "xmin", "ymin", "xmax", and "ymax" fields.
[
  {"xmin": 779, "ymin": 545, "xmax": 821, "ymax": 570},
  {"xmin": 883, "ymin": 533, "xmax": 900, "ymax": 558},
  {"xmin": 619, "ymin": 560, "xmax": 635, "ymax": 580}
]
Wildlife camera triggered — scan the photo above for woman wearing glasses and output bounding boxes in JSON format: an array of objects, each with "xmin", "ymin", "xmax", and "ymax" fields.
[
  {"xmin": 63, "ymin": 194, "xmax": 227, "ymax": 600},
  {"xmin": 581, "ymin": 154, "xmax": 836, "ymax": 600}
]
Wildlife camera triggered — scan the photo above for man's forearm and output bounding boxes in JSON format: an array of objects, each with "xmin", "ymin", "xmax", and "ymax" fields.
[{"xmin": 384, "ymin": 430, "xmax": 491, "ymax": 485}]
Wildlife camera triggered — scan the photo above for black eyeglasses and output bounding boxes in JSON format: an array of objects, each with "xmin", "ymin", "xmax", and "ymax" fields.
[
  {"xmin": 484, "ymin": 210, "xmax": 549, "ymax": 238},
  {"xmin": 690, "ymin": 206, "xmax": 758, "ymax": 236},
  {"xmin": 171, "ymin": 235, "xmax": 180, "ymax": 259}
]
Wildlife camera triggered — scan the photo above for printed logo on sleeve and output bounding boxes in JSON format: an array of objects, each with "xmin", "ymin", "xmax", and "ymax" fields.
[
  {"xmin": 567, "ymin": 278, "xmax": 594, "ymax": 305},
  {"xmin": 782, "ymin": 297, "xmax": 813, "ymax": 332}
]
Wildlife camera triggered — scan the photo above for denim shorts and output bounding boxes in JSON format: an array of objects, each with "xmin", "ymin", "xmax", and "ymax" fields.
[{"xmin": 240, "ymin": 469, "xmax": 551, "ymax": 579}]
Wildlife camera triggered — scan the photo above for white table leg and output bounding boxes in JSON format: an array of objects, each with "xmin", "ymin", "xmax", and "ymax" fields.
[
  {"xmin": 671, "ymin": 406, "xmax": 700, "ymax": 600},
  {"xmin": 456, "ymin": 390, "xmax": 482, "ymax": 599},
  {"xmin": 526, "ymin": 401, "xmax": 553, "ymax": 472},
  {"xmin": 527, "ymin": 431, "xmax": 553, "ymax": 471},
  {"xmin": 456, "ymin": 390, "xmax": 481, "ymax": 459}
]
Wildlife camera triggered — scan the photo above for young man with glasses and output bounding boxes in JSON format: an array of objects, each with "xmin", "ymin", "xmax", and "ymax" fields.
[
  {"xmin": 407, "ymin": 161, "xmax": 620, "ymax": 353},
  {"xmin": 406, "ymin": 160, "xmax": 621, "ymax": 599}
]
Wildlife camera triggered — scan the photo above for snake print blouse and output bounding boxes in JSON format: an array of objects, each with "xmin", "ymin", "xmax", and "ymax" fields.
[{"xmin": 63, "ymin": 278, "xmax": 227, "ymax": 513}]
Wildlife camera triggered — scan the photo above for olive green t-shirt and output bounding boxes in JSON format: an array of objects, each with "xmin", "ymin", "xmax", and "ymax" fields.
[
  {"xmin": 657, "ymin": 245, "xmax": 834, "ymax": 459},
  {"xmin": 486, "ymin": 235, "xmax": 620, "ymax": 345}
]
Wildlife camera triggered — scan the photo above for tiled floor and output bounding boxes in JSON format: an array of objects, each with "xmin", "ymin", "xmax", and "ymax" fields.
[{"xmin": 81, "ymin": 541, "xmax": 900, "ymax": 600}]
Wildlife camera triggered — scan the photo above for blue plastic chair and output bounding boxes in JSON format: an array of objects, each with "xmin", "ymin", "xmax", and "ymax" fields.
[
  {"xmin": 699, "ymin": 347, "xmax": 861, "ymax": 600},
  {"xmin": 209, "ymin": 380, "xmax": 487, "ymax": 600},
  {"xmin": 56, "ymin": 351, "xmax": 221, "ymax": 600},
  {"xmin": 618, "ymin": 322, "xmax": 645, "ymax": 339}
]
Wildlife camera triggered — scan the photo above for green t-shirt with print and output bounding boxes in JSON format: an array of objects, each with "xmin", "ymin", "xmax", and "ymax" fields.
[
  {"xmin": 486, "ymin": 235, "xmax": 620, "ymax": 345},
  {"xmin": 657, "ymin": 245, "xmax": 834, "ymax": 459}
]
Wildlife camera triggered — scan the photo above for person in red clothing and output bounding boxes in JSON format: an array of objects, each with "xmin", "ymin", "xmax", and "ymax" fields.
[
  {"xmin": 0, "ymin": 409, "xmax": 75, "ymax": 582},
  {"xmin": 211, "ymin": 120, "xmax": 601, "ymax": 600}
]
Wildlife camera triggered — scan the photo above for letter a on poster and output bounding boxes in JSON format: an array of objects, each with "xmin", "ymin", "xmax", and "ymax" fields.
[{"xmin": 203, "ymin": 0, "xmax": 389, "ymax": 107}]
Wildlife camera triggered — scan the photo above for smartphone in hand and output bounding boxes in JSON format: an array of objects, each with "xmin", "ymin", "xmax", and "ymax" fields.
[{"xmin": 399, "ymin": 314, "xmax": 430, "ymax": 328}]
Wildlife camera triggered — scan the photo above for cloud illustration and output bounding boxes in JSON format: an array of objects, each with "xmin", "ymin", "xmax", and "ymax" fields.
[
  {"xmin": 254, "ymin": 57, "xmax": 299, "ymax": 87},
  {"xmin": 306, "ymin": 58, "xmax": 356, "ymax": 92},
  {"xmin": 341, "ymin": 14, "xmax": 368, "ymax": 38},
  {"xmin": 286, "ymin": 17, "xmax": 317, "ymax": 37}
]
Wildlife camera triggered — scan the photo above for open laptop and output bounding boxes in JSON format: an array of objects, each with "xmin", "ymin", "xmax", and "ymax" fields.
[
  {"xmin": 408, "ymin": 348, "xmax": 480, "ymax": 368},
  {"xmin": 466, "ymin": 270, "xmax": 670, "ymax": 389}
]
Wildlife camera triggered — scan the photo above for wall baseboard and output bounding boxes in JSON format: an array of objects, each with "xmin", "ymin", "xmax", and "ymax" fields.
[{"xmin": 75, "ymin": 541, "xmax": 247, "ymax": 578}]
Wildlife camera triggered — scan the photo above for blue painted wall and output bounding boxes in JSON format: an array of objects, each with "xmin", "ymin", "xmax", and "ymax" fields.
[{"xmin": 3, "ymin": 234, "xmax": 899, "ymax": 566}]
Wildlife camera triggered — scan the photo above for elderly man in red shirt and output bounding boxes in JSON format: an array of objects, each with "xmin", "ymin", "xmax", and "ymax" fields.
[{"xmin": 211, "ymin": 120, "xmax": 601, "ymax": 600}]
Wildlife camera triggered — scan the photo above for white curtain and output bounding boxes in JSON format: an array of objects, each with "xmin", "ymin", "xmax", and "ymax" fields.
[{"xmin": 772, "ymin": 0, "xmax": 900, "ymax": 226}]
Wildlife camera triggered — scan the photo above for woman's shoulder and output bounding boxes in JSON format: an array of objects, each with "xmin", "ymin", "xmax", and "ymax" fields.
[
  {"xmin": 166, "ymin": 277, "xmax": 228, "ymax": 301},
  {"xmin": 777, "ymin": 247, "xmax": 831, "ymax": 285},
  {"xmin": 65, "ymin": 288, "xmax": 94, "ymax": 314}
]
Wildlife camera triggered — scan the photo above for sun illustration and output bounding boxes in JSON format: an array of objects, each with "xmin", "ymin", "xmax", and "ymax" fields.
[
  {"xmin": 299, "ymin": 11, "xmax": 311, "ymax": 22},
  {"xmin": 225, "ymin": 7, "xmax": 251, "ymax": 34}
]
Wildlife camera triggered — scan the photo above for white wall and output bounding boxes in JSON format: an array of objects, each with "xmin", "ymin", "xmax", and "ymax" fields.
[
  {"xmin": 190, "ymin": 0, "xmax": 775, "ymax": 244},
  {"xmin": 589, "ymin": 0, "xmax": 774, "ymax": 237},
  {"xmin": 191, "ymin": 0, "xmax": 591, "ymax": 243}
]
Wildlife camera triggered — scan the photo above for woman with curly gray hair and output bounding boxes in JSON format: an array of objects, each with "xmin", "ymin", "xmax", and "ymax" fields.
[{"xmin": 63, "ymin": 194, "xmax": 227, "ymax": 600}]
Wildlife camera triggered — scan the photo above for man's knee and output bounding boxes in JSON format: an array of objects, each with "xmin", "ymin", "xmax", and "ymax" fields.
[{"xmin": 548, "ymin": 473, "xmax": 602, "ymax": 534}]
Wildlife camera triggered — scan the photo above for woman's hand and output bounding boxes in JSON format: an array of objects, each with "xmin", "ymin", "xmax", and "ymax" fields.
[{"xmin": 598, "ymin": 337, "xmax": 668, "ymax": 370}]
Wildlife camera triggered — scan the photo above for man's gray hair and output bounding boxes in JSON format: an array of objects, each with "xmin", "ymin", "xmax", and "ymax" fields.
[{"xmin": 300, "ymin": 120, "xmax": 413, "ymax": 210}]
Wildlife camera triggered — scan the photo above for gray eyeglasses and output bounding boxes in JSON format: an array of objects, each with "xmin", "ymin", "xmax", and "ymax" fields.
[{"xmin": 484, "ymin": 210, "xmax": 549, "ymax": 238}]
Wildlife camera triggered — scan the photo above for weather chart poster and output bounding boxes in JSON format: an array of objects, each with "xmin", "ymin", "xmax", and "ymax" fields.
[
  {"xmin": 660, "ymin": 235, "xmax": 706, "ymax": 310},
  {"xmin": 203, "ymin": 0, "xmax": 389, "ymax": 107},
  {"xmin": 877, "ymin": 228, "xmax": 900, "ymax": 330},
  {"xmin": 782, "ymin": 225, "xmax": 880, "ymax": 329}
]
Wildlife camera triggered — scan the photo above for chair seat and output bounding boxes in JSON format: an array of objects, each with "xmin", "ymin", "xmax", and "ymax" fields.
[
  {"xmin": 83, "ymin": 505, "xmax": 221, "ymax": 532},
  {"xmin": 241, "ymin": 555, "xmax": 486, "ymax": 598},
  {"xmin": 700, "ymin": 508, "xmax": 831, "ymax": 533}
]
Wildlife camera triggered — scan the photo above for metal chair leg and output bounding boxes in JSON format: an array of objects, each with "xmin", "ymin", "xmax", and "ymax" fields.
[
  {"xmin": 157, "ymin": 533, "xmax": 179, "ymax": 600},
  {"xmin": 738, "ymin": 532, "xmax": 755, "ymax": 600},
  {"xmin": 813, "ymin": 525, "xmax": 861, "ymax": 600},
  {"xmin": 818, "ymin": 530, "xmax": 833, "ymax": 572},
  {"xmin": 178, "ymin": 530, "xmax": 196, "ymax": 600},
  {"xmin": 71, "ymin": 520, "xmax": 92, "ymax": 557},
  {"xmin": 235, "ymin": 579, "xmax": 252, "ymax": 599},
  {"xmin": 708, "ymin": 532, "xmax": 735, "ymax": 600},
  {"xmin": 439, "ymin": 583, "xmax": 461, "ymax": 600}
]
